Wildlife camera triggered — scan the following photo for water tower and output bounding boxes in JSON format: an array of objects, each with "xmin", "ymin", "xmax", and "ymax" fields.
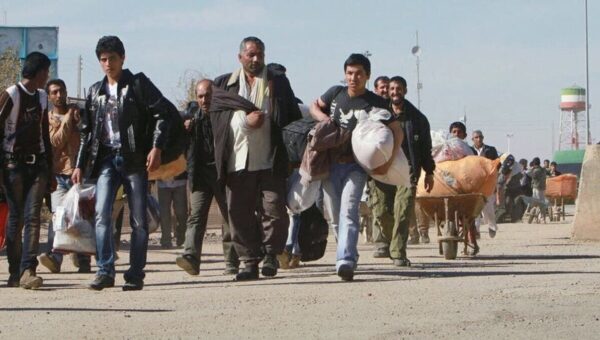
[{"xmin": 558, "ymin": 86, "xmax": 587, "ymax": 150}]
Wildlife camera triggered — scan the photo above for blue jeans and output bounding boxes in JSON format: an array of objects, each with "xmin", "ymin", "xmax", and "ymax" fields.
[
  {"xmin": 93, "ymin": 154, "xmax": 148, "ymax": 281},
  {"xmin": 285, "ymin": 214, "xmax": 301, "ymax": 255},
  {"xmin": 3, "ymin": 159, "xmax": 49, "ymax": 277},
  {"xmin": 322, "ymin": 162, "xmax": 367, "ymax": 271}
]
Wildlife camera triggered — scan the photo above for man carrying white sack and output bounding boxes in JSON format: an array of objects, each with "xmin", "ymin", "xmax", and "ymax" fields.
[
  {"xmin": 310, "ymin": 54, "xmax": 398, "ymax": 281},
  {"xmin": 368, "ymin": 76, "xmax": 435, "ymax": 266}
]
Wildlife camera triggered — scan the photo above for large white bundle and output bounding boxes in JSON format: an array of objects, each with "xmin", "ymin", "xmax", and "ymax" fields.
[
  {"xmin": 432, "ymin": 137, "xmax": 474, "ymax": 163},
  {"xmin": 352, "ymin": 119, "xmax": 394, "ymax": 171},
  {"xmin": 370, "ymin": 149, "xmax": 411, "ymax": 187},
  {"xmin": 287, "ymin": 170, "xmax": 321, "ymax": 214}
]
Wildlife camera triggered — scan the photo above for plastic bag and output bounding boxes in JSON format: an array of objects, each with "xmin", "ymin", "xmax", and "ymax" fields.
[
  {"xmin": 432, "ymin": 137, "xmax": 474, "ymax": 163},
  {"xmin": 370, "ymin": 149, "xmax": 411, "ymax": 187},
  {"xmin": 56, "ymin": 184, "xmax": 96, "ymax": 233},
  {"xmin": 287, "ymin": 170, "xmax": 321, "ymax": 214},
  {"xmin": 352, "ymin": 119, "xmax": 394, "ymax": 171},
  {"xmin": 147, "ymin": 194, "xmax": 160, "ymax": 233},
  {"xmin": 0, "ymin": 202, "xmax": 8, "ymax": 251},
  {"xmin": 53, "ymin": 228, "xmax": 96, "ymax": 255},
  {"xmin": 417, "ymin": 156, "xmax": 501, "ymax": 197}
]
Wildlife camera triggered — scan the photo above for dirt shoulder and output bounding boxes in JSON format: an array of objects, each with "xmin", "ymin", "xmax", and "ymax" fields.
[{"xmin": 1, "ymin": 209, "xmax": 600, "ymax": 339}]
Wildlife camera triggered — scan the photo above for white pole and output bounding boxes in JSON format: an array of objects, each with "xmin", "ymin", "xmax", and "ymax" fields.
[{"xmin": 585, "ymin": 0, "xmax": 591, "ymax": 144}]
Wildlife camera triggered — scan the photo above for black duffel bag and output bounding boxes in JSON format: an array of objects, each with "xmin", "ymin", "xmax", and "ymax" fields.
[
  {"xmin": 298, "ymin": 204, "xmax": 329, "ymax": 262},
  {"xmin": 282, "ymin": 117, "xmax": 316, "ymax": 165}
]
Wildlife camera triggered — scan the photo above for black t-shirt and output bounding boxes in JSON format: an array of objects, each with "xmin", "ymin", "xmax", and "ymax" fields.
[{"xmin": 320, "ymin": 85, "xmax": 391, "ymax": 159}]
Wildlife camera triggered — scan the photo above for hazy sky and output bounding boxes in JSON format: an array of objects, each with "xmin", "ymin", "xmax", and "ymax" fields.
[{"xmin": 3, "ymin": 0, "xmax": 598, "ymax": 161}]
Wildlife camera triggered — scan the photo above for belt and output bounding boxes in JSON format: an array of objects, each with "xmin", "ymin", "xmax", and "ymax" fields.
[{"xmin": 4, "ymin": 152, "xmax": 43, "ymax": 165}]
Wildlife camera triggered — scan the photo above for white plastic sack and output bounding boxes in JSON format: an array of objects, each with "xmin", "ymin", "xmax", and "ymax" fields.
[
  {"xmin": 56, "ymin": 184, "xmax": 96, "ymax": 233},
  {"xmin": 352, "ymin": 119, "xmax": 394, "ymax": 171},
  {"xmin": 287, "ymin": 171, "xmax": 321, "ymax": 214},
  {"xmin": 430, "ymin": 129, "xmax": 446, "ymax": 157},
  {"xmin": 370, "ymin": 148, "xmax": 411, "ymax": 187},
  {"xmin": 53, "ymin": 227, "xmax": 96, "ymax": 255},
  {"xmin": 432, "ymin": 137, "xmax": 474, "ymax": 163}
]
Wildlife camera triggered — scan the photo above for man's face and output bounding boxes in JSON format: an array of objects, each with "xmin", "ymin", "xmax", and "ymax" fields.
[
  {"xmin": 345, "ymin": 65, "xmax": 369, "ymax": 93},
  {"xmin": 451, "ymin": 127, "xmax": 467, "ymax": 140},
  {"xmin": 550, "ymin": 164, "xmax": 557, "ymax": 172},
  {"xmin": 48, "ymin": 83, "xmax": 67, "ymax": 108},
  {"xmin": 543, "ymin": 160, "xmax": 550, "ymax": 168},
  {"xmin": 472, "ymin": 132, "xmax": 484, "ymax": 147},
  {"xmin": 375, "ymin": 80, "xmax": 389, "ymax": 99},
  {"xmin": 238, "ymin": 42, "xmax": 265, "ymax": 76},
  {"xmin": 196, "ymin": 82, "xmax": 213, "ymax": 112},
  {"xmin": 388, "ymin": 81, "xmax": 407, "ymax": 105},
  {"xmin": 99, "ymin": 52, "xmax": 125, "ymax": 79}
]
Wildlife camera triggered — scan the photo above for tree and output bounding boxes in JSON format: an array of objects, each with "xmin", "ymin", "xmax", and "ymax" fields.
[{"xmin": 0, "ymin": 47, "xmax": 20, "ymax": 90}]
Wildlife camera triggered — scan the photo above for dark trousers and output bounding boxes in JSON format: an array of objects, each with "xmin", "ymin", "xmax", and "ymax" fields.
[
  {"xmin": 226, "ymin": 169, "xmax": 288, "ymax": 263},
  {"xmin": 3, "ymin": 160, "xmax": 49, "ymax": 277},
  {"xmin": 184, "ymin": 165, "xmax": 238, "ymax": 266}
]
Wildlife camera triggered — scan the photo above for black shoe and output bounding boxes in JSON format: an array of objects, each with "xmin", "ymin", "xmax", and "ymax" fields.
[
  {"xmin": 337, "ymin": 264, "xmax": 354, "ymax": 281},
  {"xmin": 261, "ymin": 254, "xmax": 278, "ymax": 277},
  {"xmin": 160, "ymin": 243, "xmax": 173, "ymax": 249},
  {"xmin": 88, "ymin": 275, "xmax": 115, "ymax": 291},
  {"xmin": 7, "ymin": 274, "xmax": 20, "ymax": 287},
  {"xmin": 407, "ymin": 236, "xmax": 420, "ymax": 245},
  {"xmin": 122, "ymin": 278, "xmax": 144, "ymax": 291},
  {"xmin": 393, "ymin": 257, "xmax": 412, "ymax": 267},
  {"xmin": 78, "ymin": 263, "xmax": 92, "ymax": 274},
  {"xmin": 175, "ymin": 233, "xmax": 185, "ymax": 247},
  {"xmin": 176, "ymin": 255, "xmax": 200, "ymax": 276},
  {"xmin": 234, "ymin": 265, "xmax": 259, "ymax": 281},
  {"xmin": 372, "ymin": 248, "xmax": 390, "ymax": 258}
]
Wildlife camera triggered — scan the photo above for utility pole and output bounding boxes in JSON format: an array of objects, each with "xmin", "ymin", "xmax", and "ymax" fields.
[
  {"xmin": 411, "ymin": 31, "xmax": 422, "ymax": 110},
  {"xmin": 506, "ymin": 133, "xmax": 514, "ymax": 153},
  {"xmin": 584, "ymin": 0, "xmax": 591, "ymax": 144},
  {"xmin": 77, "ymin": 55, "xmax": 82, "ymax": 98}
]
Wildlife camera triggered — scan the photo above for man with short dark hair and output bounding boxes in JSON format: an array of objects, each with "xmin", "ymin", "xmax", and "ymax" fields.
[
  {"xmin": 38, "ymin": 79, "xmax": 92, "ymax": 274},
  {"xmin": 470, "ymin": 129, "xmax": 499, "ymax": 238},
  {"xmin": 549, "ymin": 161, "xmax": 562, "ymax": 177},
  {"xmin": 373, "ymin": 76, "xmax": 390, "ymax": 99},
  {"xmin": 176, "ymin": 79, "xmax": 240, "ymax": 276},
  {"xmin": 369, "ymin": 76, "xmax": 435, "ymax": 265},
  {"xmin": 310, "ymin": 54, "xmax": 400, "ymax": 280},
  {"xmin": 0, "ymin": 52, "xmax": 52, "ymax": 289},
  {"xmin": 72, "ymin": 36, "xmax": 174, "ymax": 291},
  {"xmin": 213, "ymin": 36, "xmax": 301, "ymax": 281},
  {"xmin": 449, "ymin": 121, "xmax": 467, "ymax": 139}
]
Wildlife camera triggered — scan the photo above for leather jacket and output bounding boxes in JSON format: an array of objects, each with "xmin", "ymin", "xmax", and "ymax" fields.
[{"xmin": 76, "ymin": 69, "xmax": 172, "ymax": 179}]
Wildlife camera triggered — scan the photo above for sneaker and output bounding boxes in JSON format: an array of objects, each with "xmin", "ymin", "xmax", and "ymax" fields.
[
  {"xmin": 160, "ymin": 243, "xmax": 173, "ymax": 250},
  {"xmin": 419, "ymin": 230, "xmax": 430, "ymax": 244},
  {"xmin": 372, "ymin": 247, "xmax": 390, "ymax": 258},
  {"xmin": 277, "ymin": 250, "xmax": 291, "ymax": 269},
  {"xmin": 261, "ymin": 254, "xmax": 278, "ymax": 277},
  {"xmin": 234, "ymin": 265, "xmax": 259, "ymax": 281},
  {"xmin": 393, "ymin": 257, "xmax": 412, "ymax": 267},
  {"xmin": 7, "ymin": 274, "xmax": 20, "ymax": 287},
  {"xmin": 288, "ymin": 255, "xmax": 301, "ymax": 269},
  {"xmin": 407, "ymin": 236, "xmax": 420, "ymax": 245},
  {"xmin": 39, "ymin": 253, "xmax": 61, "ymax": 273},
  {"xmin": 488, "ymin": 227, "xmax": 497, "ymax": 239},
  {"xmin": 20, "ymin": 269, "xmax": 43, "ymax": 289},
  {"xmin": 337, "ymin": 264, "xmax": 354, "ymax": 281},
  {"xmin": 176, "ymin": 254, "xmax": 200, "ymax": 276},
  {"xmin": 88, "ymin": 275, "xmax": 115, "ymax": 291},
  {"xmin": 223, "ymin": 264, "xmax": 239, "ymax": 275},
  {"xmin": 122, "ymin": 278, "xmax": 144, "ymax": 291}
]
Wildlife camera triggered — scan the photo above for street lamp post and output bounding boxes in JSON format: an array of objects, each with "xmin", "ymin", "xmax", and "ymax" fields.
[
  {"xmin": 411, "ymin": 31, "xmax": 422, "ymax": 110},
  {"xmin": 506, "ymin": 133, "xmax": 514, "ymax": 153}
]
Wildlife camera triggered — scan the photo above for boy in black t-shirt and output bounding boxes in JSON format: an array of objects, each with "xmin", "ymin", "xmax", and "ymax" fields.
[{"xmin": 310, "ymin": 54, "xmax": 403, "ymax": 281}]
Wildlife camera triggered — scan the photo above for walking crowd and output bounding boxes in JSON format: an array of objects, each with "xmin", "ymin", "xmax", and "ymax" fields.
[{"xmin": 0, "ymin": 35, "xmax": 563, "ymax": 290}]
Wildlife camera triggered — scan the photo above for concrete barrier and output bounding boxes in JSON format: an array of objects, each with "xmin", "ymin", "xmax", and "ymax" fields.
[{"xmin": 572, "ymin": 145, "xmax": 600, "ymax": 240}]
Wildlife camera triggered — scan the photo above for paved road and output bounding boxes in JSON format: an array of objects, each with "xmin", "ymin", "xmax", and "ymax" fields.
[{"xmin": 1, "ymin": 208, "xmax": 599, "ymax": 339}]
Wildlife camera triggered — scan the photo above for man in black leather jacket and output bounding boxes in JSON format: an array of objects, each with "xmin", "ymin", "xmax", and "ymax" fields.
[{"xmin": 72, "ymin": 36, "xmax": 173, "ymax": 291}]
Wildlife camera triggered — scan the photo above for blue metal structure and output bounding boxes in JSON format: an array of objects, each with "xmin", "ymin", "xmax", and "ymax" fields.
[{"xmin": 0, "ymin": 26, "xmax": 59, "ymax": 77}]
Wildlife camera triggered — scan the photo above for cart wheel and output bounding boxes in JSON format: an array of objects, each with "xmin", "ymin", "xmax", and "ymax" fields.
[{"xmin": 442, "ymin": 221, "xmax": 458, "ymax": 260}]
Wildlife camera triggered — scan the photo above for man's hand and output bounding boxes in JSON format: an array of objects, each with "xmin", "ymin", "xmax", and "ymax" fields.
[
  {"xmin": 246, "ymin": 110, "xmax": 265, "ymax": 129},
  {"xmin": 424, "ymin": 174, "xmax": 434, "ymax": 193},
  {"xmin": 71, "ymin": 168, "xmax": 82, "ymax": 184},
  {"xmin": 147, "ymin": 147, "xmax": 162, "ymax": 172},
  {"xmin": 184, "ymin": 118, "xmax": 194, "ymax": 131}
]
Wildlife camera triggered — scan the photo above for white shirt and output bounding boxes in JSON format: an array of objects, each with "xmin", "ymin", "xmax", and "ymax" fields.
[{"xmin": 102, "ymin": 83, "xmax": 121, "ymax": 148}]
